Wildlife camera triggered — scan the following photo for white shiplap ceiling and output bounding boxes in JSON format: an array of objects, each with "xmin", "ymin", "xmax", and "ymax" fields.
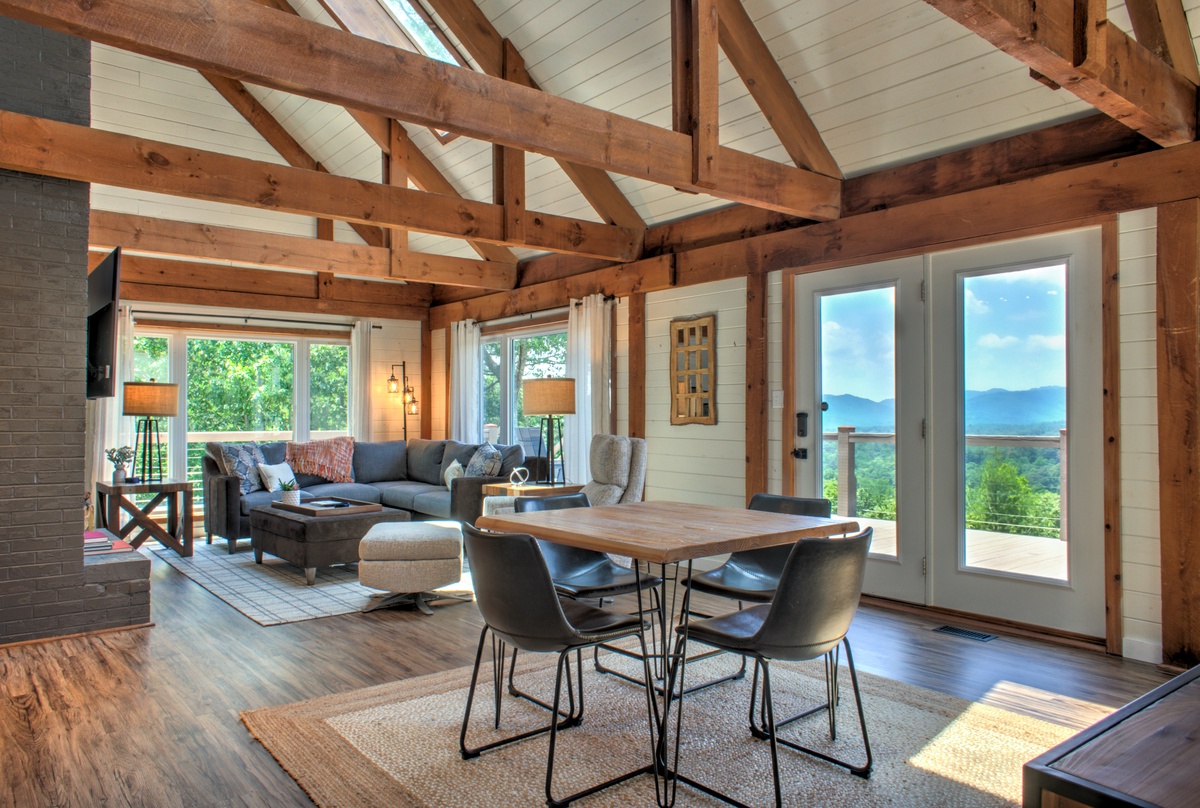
[{"xmin": 88, "ymin": 0, "xmax": 1200, "ymax": 262}]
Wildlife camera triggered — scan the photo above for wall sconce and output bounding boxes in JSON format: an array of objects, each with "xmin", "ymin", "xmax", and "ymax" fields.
[{"xmin": 388, "ymin": 362, "xmax": 419, "ymax": 439}]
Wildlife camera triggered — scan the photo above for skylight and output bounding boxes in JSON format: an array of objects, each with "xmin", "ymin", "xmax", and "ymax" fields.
[{"xmin": 379, "ymin": 0, "xmax": 458, "ymax": 66}]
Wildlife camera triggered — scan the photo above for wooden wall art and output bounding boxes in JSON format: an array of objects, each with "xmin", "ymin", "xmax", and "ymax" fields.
[{"xmin": 670, "ymin": 314, "xmax": 717, "ymax": 425}]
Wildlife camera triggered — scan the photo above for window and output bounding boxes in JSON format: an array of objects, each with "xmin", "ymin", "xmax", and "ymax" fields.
[{"xmin": 481, "ymin": 327, "xmax": 567, "ymax": 457}]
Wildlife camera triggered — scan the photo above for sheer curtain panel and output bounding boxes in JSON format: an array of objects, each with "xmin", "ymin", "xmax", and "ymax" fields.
[
  {"xmin": 450, "ymin": 319, "xmax": 482, "ymax": 443},
  {"xmin": 349, "ymin": 319, "xmax": 373, "ymax": 441},
  {"xmin": 565, "ymin": 294, "xmax": 612, "ymax": 484}
]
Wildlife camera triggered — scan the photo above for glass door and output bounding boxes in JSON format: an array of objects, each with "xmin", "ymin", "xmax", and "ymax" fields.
[
  {"xmin": 795, "ymin": 257, "xmax": 927, "ymax": 603},
  {"xmin": 928, "ymin": 229, "xmax": 1104, "ymax": 636}
]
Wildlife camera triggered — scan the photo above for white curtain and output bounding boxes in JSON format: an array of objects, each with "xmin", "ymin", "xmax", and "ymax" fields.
[
  {"xmin": 450, "ymin": 319, "xmax": 482, "ymax": 442},
  {"xmin": 86, "ymin": 305, "xmax": 135, "ymax": 496},
  {"xmin": 349, "ymin": 319, "xmax": 373, "ymax": 441},
  {"xmin": 565, "ymin": 294, "xmax": 613, "ymax": 484}
]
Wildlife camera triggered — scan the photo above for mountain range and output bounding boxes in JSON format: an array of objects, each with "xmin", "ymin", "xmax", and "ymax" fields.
[{"xmin": 819, "ymin": 386, "xmax": 1066, "ymax": 433}]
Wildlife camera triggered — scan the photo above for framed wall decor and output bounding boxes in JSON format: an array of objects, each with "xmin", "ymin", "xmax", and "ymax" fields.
[{"xmin": 670, "ymin": 314, "xmax": 717, "ymax": 425}]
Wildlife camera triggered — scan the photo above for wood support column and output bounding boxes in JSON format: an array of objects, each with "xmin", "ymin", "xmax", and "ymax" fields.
[
  {"xmin": 387, "ymin": 120, "xmax": 409, "ymax": 278},
  {"xmin": 1156, "ymin": 198, "xmax": 1200, "ymax": 669},
  {"xmin": 782, "ymin": 271, "xmax": 796, "ymax": 496},
  {"xmin": 629, "ymin": 292, "xmax": 647, "ymax": 439},
  {"xmin": 493, "ymin": 43, "xmax": 526, "ymax": 243},
  {"xmin": 1101, "ymin": 218, "xmax": 1122, "ymax": 655},
  {"xmin": 746, "ymin": 266, "xmax": 768, "ymax": 504},
  {"xmin": 421, "ymin": 319, "xmax": 432, "ymax": 440}
]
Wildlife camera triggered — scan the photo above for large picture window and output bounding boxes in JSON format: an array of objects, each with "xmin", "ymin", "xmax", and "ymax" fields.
[{"xmin": 482, "ymin": 327, "xmax": 567, "ymax": 459}]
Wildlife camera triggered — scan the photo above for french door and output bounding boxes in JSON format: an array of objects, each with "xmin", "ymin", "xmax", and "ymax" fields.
[{"xmin": 793, "ymin": 229, "xmax": 1105, "ymax": 636}]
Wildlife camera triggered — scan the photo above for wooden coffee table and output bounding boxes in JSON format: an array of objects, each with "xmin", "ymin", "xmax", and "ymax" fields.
[{"xmin": 480, "ymin": 482, "xmax": 584, "ymax": 498}]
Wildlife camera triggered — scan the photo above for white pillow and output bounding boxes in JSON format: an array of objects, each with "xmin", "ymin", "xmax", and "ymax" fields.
[
  {"xmin": 444, "ymin": 459, "xmax": 464, "ymax": 491},
  {"xmin": 258, "ymin": 461, "xmax": 297, "ymax": 492}
]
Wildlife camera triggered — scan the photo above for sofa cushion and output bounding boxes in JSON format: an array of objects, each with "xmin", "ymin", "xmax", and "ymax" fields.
[
  {"xmin": 443, "ymin": 459, "xmax": 464, "ymax": 490},
  {"xmin": 257, "ymin": 461, "xmax": 296, "ymax": 492},
  {"xmin": 352, "ymin": 439, "xmax": 407, "ymax": 483},
  {"xmin": 590, "ymin": 434, "xmax": 633, "ymax": 488},
  {"xmin": 411, "ymin": 490, "xmax": 453, "ymax": 519},
  {"xmin": 498, "ymin": 443, "xmax": 525, "ymax": 475},
  {"xmin": 259, "ymin": 441, "xmax": 287, "ymax": 466},
  {"xmin": 303, "ymin": 482, "xmax": 381, "ymax": 503},
  {"xmin": 376, "ymin": 480, "xmax": 440, "ymax": 511},
  {"xmin": 440, "ymin": 440, "xmax": 479, "ymax": 472},
  {"xmin": 465, "ymin": 443, "xmax": 502, "ymax": 477},
  {"xmin": 287, "ymin": 436, "xmax": 355, "ymax": 483},
  {"xmin": 407, "ymin": 439, "xmax": 447, "ymax": 485},
  {"xmin": 217, "ymin": 442, "xmax": 266, "ymax": 495},
  {"xmin": 240, "ymin": 487, "xmax": 315, "ymax": 516}
]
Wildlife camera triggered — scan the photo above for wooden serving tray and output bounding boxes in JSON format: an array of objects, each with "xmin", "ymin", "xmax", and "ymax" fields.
[{"xmin": 272, "ymin": 497, "xmax": 383, "ymax": 517}]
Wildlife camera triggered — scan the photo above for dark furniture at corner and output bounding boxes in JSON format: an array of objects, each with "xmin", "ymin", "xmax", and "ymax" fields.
[
  {"xmin": 249, "ymin": 504, "xmax": 410, "ymax": 585},
  {"xmin": 97, "ymin": 479, "xmax": 194, "ymax": 557},
  {"xmin": 203, "ymin": 438, "xmax": 537, "ymax": 553},
  {"xmin": 1023, "ymin": 664, "xmax": 1200, "ymax": 808}
]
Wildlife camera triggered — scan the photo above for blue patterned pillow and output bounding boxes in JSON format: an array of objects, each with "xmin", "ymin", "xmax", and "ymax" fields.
[
  {"xmin": 217, "ymin": 442, "xmax": 266, "ymax": 495},
  {"xmin": 465, "ymin": 442, "xmax": 502, "ymax": 477}
]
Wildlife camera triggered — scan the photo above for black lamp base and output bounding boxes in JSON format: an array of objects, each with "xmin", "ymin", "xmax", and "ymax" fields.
[{"xmin": 132, "ymin": 417, "xmax": 166, "ymax": 482}]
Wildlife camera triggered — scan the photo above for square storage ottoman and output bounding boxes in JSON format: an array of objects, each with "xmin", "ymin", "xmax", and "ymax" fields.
[{"xmin": 249, "ymin": 506, "xmax": 410, "ymax": 585}]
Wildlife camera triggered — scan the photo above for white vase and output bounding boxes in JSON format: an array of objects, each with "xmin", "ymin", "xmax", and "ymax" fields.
[
  {"xmin": 112, "ymin": 466, "xmax": 126, "ymax": 484},
  {"xmin": 281, "ymin": 490, "xmax": 301, "ymax": 506}
]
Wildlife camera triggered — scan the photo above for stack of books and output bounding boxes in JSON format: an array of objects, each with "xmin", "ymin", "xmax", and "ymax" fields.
[{"xmin": 84, "ymin": 529, "xmax": 133, "ymax": 556}]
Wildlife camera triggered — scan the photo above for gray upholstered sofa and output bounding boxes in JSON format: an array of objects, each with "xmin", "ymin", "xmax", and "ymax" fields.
[{"xmin": 202, "ymin": 437, "xmax": 528, "ymax": 553}]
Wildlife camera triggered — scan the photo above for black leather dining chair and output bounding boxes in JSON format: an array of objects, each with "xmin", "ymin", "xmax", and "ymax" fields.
[
  {"xmin": 674, "ymin": 528, "xmax": 874, "ymax": 806},
  {"xmin": 459, "ymin": 523, "xmax": 656, "ymax": 807},
  {"xmin": 511, "ymin": 493, "xmax": 664, "ymax": 698}
]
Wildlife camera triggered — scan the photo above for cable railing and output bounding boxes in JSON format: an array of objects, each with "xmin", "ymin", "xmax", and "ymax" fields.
[{"xmin": 824, "ymin": 426, "xmax": 1067, "ymax": 540}]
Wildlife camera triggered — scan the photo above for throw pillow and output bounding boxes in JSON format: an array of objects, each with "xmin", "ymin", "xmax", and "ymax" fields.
[
  {"xmin": 217, "ymin": 442, "xmax": 266, "ymax": 495},
  {"xmin": 286, "ymin": 436, "xmax": 355, "ymax": 483},
  {"xmin": 258, "ymin": 461, "xmax": 297, "ymax": 493},
  {"xmin": 465, "ymin": 442, "xmax": 502, "ymax": 477},
  {"xmin": 443, "ymin": 459, "xmax": 464, "ymax": 491}
]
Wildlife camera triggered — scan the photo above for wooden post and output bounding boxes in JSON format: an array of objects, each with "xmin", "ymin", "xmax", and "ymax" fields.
[
  {"xmin": 837, "ymin": 426, "xmax": 856, "ymax": 518},
  {"xmin": 1156, "ymin": 198, "xmax": 1200, "ymax": 669},
  {"xmin": 746, "ymin": 267, "xmax": 767, "ymax": 504},
  {"xmin": 1101, "ymin": 217, "xmax": 1123, "ymax": 656},
  {"xmin": 387, "ymin": 120, "xmax": 409, "ymax": 279},
  {"xmin": 629, "ymin": 292, "xmax": 647, "ymax": 439}
]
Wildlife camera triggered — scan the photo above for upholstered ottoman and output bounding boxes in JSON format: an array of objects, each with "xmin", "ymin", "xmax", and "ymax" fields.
[
  {"xmin": 249, "ymin": 506, "xmax": 410, "ymax": 585},
  {"xmin": 359, "ymin": 521, "xmax": 470, "ymax": 614}
]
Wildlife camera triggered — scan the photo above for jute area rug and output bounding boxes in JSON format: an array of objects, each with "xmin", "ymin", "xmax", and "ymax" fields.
[
  {"xmin": 241, "ymin": 649, "xmax": 1077, "ymax": 807},
  {"xmin": 150, "ymin": 541, "xmax": 471, "ymax": 626}
]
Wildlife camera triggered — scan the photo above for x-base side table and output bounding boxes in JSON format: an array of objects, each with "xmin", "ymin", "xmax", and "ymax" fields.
[{"xmin": 96, "ymin": 479, "xmax": 194, "ymax": 557}]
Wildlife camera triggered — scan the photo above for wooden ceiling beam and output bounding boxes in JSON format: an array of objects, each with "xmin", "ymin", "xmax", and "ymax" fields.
[
  {"xmin": 1125, "ymin": 0, "xmax": 1200, "ymax": 85},
  {"xmin": 0, "ymin": 110, "xmax": 637, "ymax": 263},
  {"xmin": 924, "ymin": 0, "xmax": 1196, "ymax": 146},
  {"xmin": 261, "ymin": 0, "xmax": 518, "ymax": 266},
  {"xmin": 0, "ymin": 0, "xmax": 838, "ymax": 217},
  {"xmin": 419, "ymin": 0, "xmax": 647, "ymax": 230},
  {"xmin": 116, "ymin": 255, "xmax": 429, "ymax": 320},
  {"xmin": 89, "ymin": 211, "xmax": 516, "ymax": 290},
  {"xmin": 429, "ymin": 255, "xmax": 675, "ymax": 331},
  {"xmin": 715, "ymin": 0, "xmax": 841, "ymax": 179}
]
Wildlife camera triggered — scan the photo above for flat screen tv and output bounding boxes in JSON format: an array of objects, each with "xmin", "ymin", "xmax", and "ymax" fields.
[{"xmin": 86, "ymin": 247, "xmax": 121, "ymax": 399}]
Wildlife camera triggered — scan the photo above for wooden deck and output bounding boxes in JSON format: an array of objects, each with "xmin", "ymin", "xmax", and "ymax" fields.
[{"xmin": 859, "ymin": 518, "xmax": 1069, "ymax": 581}]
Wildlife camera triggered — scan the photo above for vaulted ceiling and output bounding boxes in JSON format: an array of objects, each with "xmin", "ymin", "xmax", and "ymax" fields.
[{"xmin": 1, "ymin": 0, "xmax": 1197, "ymax": 314}]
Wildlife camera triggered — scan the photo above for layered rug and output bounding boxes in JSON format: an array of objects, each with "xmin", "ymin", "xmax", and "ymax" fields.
[
  {"xmin": 150, "ymin": 541, "xmax": 471, "ymax": 626},
  {"xmin": 241, "ymin": 650, "xmax": 1080, "ymax": 807}
]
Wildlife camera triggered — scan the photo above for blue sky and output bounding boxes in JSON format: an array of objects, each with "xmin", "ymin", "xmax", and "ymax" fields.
[{"xmin": 820, "ymin": 264, "xmax": 1067, "ymax": 402}]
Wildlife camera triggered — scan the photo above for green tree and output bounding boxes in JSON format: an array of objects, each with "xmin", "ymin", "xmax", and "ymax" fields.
[
  {"xmin": 481, "ymin": 332, "xmax": 567, "ymax": 434},
  {"xmin": 309, "ymin": 344, "xmax": 349, "ymax": 432},
  {"xmin": 186, "ymin": 338, "xmax": 294, "ymax": 432}
]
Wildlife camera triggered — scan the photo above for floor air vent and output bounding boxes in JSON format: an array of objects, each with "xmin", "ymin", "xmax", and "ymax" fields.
[{"xmin": 934, "ymin": 625, "xmax": 997, "ymax": 642}]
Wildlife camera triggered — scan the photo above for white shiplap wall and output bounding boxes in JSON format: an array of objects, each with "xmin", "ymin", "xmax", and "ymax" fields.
[
  {"xmin": 1117, "ymin": 209, "xmax": 1161, "ymax": 664},
  {"xmin": 643, "ymin": 278, "xmax": 747, "ymax": 507},
  {"xmin": 368, "ymin": 319, "xmax": 423, "ymax": 442}
]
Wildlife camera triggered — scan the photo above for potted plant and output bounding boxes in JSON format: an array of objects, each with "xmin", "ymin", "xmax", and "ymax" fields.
[
  {"xmin": 280, "ymin": 479, "xmax": 301, "ymax": 506},
  {"xmin": 105, "ymin": 445, "xmax": 134, "ymax": 484}
]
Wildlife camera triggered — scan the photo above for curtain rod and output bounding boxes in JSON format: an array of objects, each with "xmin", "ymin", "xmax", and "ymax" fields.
[{"xmin": 132, "ymin": 309, "xmax": 353, "ymax": 330}]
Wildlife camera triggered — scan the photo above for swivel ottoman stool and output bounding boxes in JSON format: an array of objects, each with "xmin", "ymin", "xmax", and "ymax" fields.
[{"xmin": 359, "ymin": 521, "xmax": 471, "ymax": 614}]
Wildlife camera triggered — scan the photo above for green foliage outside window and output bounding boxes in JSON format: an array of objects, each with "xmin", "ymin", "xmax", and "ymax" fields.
[
  {"xmin": 482, "ymin": 332, "xmax": 567, "ymax": 440},
  {"xmin": 309, "ymin": 343, "xmax": 349, "ymax": 432},
  {"xmin": 186, "ymin": 338, "xmax": 294, "ymax": 432}
]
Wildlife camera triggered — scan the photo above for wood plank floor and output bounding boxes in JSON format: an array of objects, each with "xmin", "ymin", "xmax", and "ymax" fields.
[{"xmin": 0, "ymin": 552, "xmax": 1172, "ymax": 807}]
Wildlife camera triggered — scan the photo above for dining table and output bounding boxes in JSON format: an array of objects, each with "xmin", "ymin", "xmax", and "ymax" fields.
[{"xmin": 476, "ymin": 499, "xmax": 860, "ymax": 807}]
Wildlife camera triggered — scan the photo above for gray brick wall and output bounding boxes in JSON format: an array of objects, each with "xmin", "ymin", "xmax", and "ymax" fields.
[{"xmin": 0, "ymin": 17, "xmax": 150, "ymax": 644}]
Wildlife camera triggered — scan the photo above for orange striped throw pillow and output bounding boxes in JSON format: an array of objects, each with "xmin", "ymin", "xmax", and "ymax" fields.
[{"xmin": 286, "ymin": 436, "xmax": 355, "ymax": 483}]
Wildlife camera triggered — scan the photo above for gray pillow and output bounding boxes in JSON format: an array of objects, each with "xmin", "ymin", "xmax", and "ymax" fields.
[
  {"xmin": 353, "ymin": 440, "xmax": 408, "ymax": 483},
  {"xmin": 407, "ymin": 439, "xmax": 447, "ymax": 486},
  {"xmin": 465, "ymin": 442, "xmax": 502, "ymax": 477},
  {"xmin": 217, "ymin": 442, "xmax": 266, "ymax": 495}
]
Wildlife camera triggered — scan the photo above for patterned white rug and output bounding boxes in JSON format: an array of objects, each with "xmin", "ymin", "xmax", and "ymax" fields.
[{"xmin": 150, "ymin": 541, "xmax": 470, "ymax": 626}]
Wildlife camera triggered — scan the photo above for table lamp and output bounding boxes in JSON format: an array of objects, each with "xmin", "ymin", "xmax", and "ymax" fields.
[
  {"xmin": 123, "ymin": 380, "xmax": 178, "ymax": 482},
  {"xmin": 522, "ymin": 378, "xmax": 575, "ymax": 485}
]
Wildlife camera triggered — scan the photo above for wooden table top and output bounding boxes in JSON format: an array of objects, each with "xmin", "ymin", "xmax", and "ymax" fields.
[
  {"xmin": 475, "ymin": 500, "xmax": 859, "ymax": 564},
  {"xmin": 96, "ymin": 479, "xmax": 193, "ymax": 494}
]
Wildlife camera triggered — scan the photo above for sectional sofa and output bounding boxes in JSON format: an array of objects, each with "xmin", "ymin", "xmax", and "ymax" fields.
[{"xmin": 202, "ymin": 437, "xmax": 531, "ymax": 553}]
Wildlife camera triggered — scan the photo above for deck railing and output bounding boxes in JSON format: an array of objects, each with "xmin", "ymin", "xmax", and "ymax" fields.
[{"xmin": 827, "ymin": 426, "xmax": 1067, "ymax": 539}]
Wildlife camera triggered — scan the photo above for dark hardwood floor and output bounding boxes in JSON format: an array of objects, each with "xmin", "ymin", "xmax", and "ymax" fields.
[{"xmin": 0, "ymin": 552, "xmax": 1171, "ymax": 807}]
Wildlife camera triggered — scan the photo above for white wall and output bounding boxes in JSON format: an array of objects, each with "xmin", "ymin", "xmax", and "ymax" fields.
[
  {"xmin": 642, "ymin": 277, "xmax": 747, "ymax": 507},
  {"xmin": 1118, "ymin": 209, "xmax": 1162, "ymax": 663},
  {"xmin": 366, "ymin": 319, "xmax": 423, "ymax": 442}
]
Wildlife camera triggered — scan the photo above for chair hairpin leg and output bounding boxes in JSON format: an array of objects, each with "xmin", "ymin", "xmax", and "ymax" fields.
[
  {"xmin": 506, "ymin": 646, "xmax": 583, "ymax": 726},
  {"xmin": 748, "ymin": 649, "xmax": 839, "ymax": 740}
]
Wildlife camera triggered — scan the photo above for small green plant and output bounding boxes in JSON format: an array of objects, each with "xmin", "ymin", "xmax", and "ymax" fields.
[
  {"xmin": 280, "ymin": 479, "xmax": 297, "ymax": 491},
  {"xmin": 105, "ymin": 445, "xmax": 134, "ymax": 467}
]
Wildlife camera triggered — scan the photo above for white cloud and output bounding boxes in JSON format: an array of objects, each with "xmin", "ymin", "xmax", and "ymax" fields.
[
  {"xmin": 1027, "ymin": 334, "xmax": 1066, "ymax": 351},
  {"xmin": 964, "ymin": 288, "xmax": 989, "ymax": 315},
  {"xmin": 978, "ymin": 333, "xmax": 1020, "ymax": 348}
]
